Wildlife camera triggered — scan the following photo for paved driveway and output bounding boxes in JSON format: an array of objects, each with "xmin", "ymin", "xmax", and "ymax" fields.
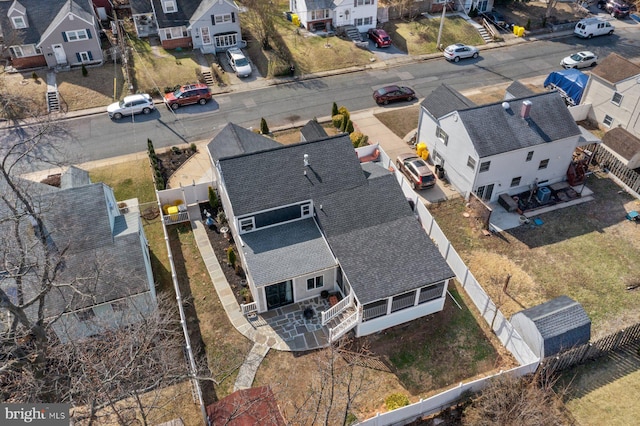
[{"xmin": 366, "ymin": 39, "xmax": 410, "ymax": 61}]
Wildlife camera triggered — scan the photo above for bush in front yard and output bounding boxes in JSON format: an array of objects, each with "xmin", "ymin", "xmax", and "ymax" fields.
[
  {"xmin": 332, "ymin": 102, "xmax": 339, "ymax": 117},
  {"xmin": 332, "ymin": 114, "xmax": 345, "ymax": 130},
  {"xmin": 260, "ymin": 117, "xmax": 270, "ymax": 135},
  {"xmin": 350, "ymin": 131, "xmax": 368, "ymax": 148},
  {"xmin": 385, "ymin": 393, "xmax": 409, "ymax": 410}
]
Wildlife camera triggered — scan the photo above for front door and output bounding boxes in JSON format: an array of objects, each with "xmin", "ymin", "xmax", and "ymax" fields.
[
  {"xmin": 201, "ymin": 27, "xmax": 211, "ymax": 45},
  {"xmin": 52, "ymin": 44, "xmax": 67, "ymax": 65},
  {"xmin": 266, "ymin": 280, "xmax": 293, "ymax": 309}
]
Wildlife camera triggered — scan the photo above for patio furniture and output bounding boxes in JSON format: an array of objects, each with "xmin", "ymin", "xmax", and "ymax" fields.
[{"xmin": 303, "ymin": 307, "xmax": 314, "ymax": 319}]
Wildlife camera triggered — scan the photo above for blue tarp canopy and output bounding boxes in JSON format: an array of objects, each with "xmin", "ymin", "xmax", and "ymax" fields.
[{"xmin": 543, "ymin": 69, "xmax": 588, "ymax": 106}]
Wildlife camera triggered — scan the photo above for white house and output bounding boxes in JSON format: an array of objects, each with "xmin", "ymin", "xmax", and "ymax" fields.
[
  {"xmin": 130, "ymin": 0, "xmax": 242, "ymax": 53},
  {"xmin": 207, "ymin": 123, "xmax": 455, "ymax": 342},
  {"xmin": 290, "ymin": 0, "xmax": 378, "ymax": 33},
  {"xmin": 582, "ymin": 53, "xmax": 640, "ymax": 138},
  {"xmin": 417, "ymin": 84, "xmax": 585, "ymax": 203},
  {"xmin": 0, "ymin": 168, "xmax": 157, "ymax": 344}
]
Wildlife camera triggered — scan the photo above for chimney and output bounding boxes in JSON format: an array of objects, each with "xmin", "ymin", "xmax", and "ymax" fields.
[{"xmin": 520, "ymin": 100, "xmax": 532, "ymax": 119}]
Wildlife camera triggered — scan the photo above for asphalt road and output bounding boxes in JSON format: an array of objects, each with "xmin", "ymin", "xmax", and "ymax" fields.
[{"xmin": 3, "ymin": 26, "xmax": 639, "ymax": 171}]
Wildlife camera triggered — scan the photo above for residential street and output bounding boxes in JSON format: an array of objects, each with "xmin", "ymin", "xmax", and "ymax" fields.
[{"xmin": 2, "ymin": 22, "xmax": 640, "ymax": 173}]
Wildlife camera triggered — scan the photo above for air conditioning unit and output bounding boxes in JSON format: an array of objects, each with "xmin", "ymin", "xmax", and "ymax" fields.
[{"xmin": 537, "ymin": 186, "xmax": 551, "ymax": 204}]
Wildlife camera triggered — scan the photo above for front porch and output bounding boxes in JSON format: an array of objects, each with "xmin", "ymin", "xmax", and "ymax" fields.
[{"xmin": 243, "ymin": 295, "xmax": 358, "ymax": 351}]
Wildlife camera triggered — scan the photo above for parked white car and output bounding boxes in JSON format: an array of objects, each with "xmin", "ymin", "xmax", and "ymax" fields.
[
  {"xmin": 226, "ymin": 48, "xmax": 252, "ymax": 78},
  {"xmin": 561, "ymin": 51, "xmax": 598, "ymax": 69},
  {"xmin": 443, "ymin": 44, "xmax": 479, "ymax": 62},
  {"xmin": 107, "ymin": 94, "xmax": 155, "ymax": 120}
]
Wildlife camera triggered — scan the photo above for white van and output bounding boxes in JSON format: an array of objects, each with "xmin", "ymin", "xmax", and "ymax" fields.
[{"xmin": 574, "ymin": 18, "xmax": 614, "ymax": 38}]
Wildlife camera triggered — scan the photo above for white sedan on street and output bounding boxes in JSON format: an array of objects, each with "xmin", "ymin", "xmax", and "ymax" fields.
[{"xmin": 561, "ymin": 51, "xmax": 598, "ymax": 69}]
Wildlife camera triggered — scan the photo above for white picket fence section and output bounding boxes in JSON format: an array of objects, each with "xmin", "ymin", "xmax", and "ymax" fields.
[{"xmin": 356, "ymin": 150, "xmax": 540, "ymax": 425}]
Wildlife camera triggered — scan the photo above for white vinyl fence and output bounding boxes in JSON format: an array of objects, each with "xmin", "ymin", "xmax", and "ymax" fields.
[{"xmin": 357, "ymin": 150, "xmax": 540, "ymax": 426}]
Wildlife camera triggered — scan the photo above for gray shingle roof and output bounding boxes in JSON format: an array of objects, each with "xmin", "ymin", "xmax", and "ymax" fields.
[
  {"xmin": 316, "ymin": 174, "xmax": 454, "ymax": 304},
  {"xmin": 300, "ymin": 120, "xmax": 329, "ymax": 142},
  {"xmin": 61, "ymin": 166, "xmax": 91, "ymax": 189},
  {"xmin": 505, "ymin": 81, "xmax": 536, "ymax": 99},
  {"xmin": 217, "ymin": 129, "xmax": 454, "ymax": 304},
  {"xmin": 420, "ymin": 84, "xmax": 476, "ymax": 119},
  {"xmin": 130, "ymin": 0, "xmax": 154, "ymax": 14},
  {"xmin": 151, "ymin": 0, "xmax": 203, "ymax": 29},
  {"xmin": 0, "ymin": 0, "xmax": 94, "ymax": 45},
  {"xmin": 459, "ymin": 92, "xmax": 581, "ymax": 158},
  {"xmin": 207, "ymin": 123, "xmax": 281, "ymax": 162},
  {"xmin": 0, "ymin": 180, "xmax": 151, "ymax": 319},
  {"xmin": 515, "ymin": 295, "xmax": 591, "ymax": 357},
  {"xmin": 240, "ymin": 218, "xmax": 336, "ymax": 288},
  {"xmin": 303, "ymin": 0, "xmax": 336, "ymax": 10},
  {"xmin": 218, "ymin": 134, "xmax": 367, "ymax": 216}
]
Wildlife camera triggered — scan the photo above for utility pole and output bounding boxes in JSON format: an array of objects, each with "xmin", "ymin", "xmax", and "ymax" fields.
[{"xmin": 436, "ymin": 1, "xmax": 447, "ymax": 51}]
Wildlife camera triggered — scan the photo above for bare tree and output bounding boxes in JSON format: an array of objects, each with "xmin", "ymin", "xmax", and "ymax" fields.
[
  {"xmin": 242, "ymin": 0, "xmax": 279, "ymax": 50},
  {"xmin": 462, "ymin": 372, "xmax": 572, "ymax": 426},
  {"xmin": 546, "ymin": 0, "xmax": 560, "ymax": 19},
  {"xmin": 284, "ymin": 340, "xmax": 378, "ymax": 425}
]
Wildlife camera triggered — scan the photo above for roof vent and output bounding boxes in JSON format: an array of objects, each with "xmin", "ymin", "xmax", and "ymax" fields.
[
  {"xmin": 303, "ymin": 154, "xmax": 310, "ymax": 167},
  {"xmin": 502, "ymin": 102, "xmax": 510, "ymax": 110},
  {"xmin": 520, "ymin": 100, "xmax": 532, "ymax": 119}
]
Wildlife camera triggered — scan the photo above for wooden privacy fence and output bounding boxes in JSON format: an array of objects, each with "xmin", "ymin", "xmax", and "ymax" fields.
[
  {"xmin": 539, "ymin": 322, "xmax": 640, "ymax": 375},
  {"xmin": 588, "ymin": 143, "xmax": 640, "ymax": 196}
]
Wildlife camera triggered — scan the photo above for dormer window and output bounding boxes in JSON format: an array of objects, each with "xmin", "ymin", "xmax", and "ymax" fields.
[
  {"xmin": 163, "ymin": 0, "xmax": 177, "ymax": 13},
  {"xmin": 12, "ymin": 16, "xmax": 26, "ymax": 29}
]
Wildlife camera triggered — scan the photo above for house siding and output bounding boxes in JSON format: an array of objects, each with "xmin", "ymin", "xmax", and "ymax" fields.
[
  {"xmin": 356, "ymin": 294, "xmax": 446, "ymax": 337},
  {"xmin": 191, "ymin": 1, "xmax": 241, "ymax": 53},
  {"xmin": 584, "ymin": 76, "xmax": 640, "ymax": 137},
  {"xmin": 40, "ymin": 18, "xmax": 102, "ymax": 67}
]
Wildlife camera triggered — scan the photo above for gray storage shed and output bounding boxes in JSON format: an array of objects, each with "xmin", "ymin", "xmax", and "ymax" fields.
[{"xmin": 511, "ymin": 295, "xmax": 591, "ymax": 359}]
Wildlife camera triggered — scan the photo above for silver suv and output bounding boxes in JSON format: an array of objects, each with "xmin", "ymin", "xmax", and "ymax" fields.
[{"xmin": 107, "ymin": 94, "xmax": 155, "ymax": 119}]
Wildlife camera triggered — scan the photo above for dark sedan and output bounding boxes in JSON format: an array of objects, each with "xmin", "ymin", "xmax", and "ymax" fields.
[{"xmin": 373, "ymin": 85, "xmax": 416, "ymax": 105}]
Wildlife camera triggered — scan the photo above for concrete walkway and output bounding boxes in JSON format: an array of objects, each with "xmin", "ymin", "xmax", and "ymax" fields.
[{"xmin": 233, "ymin": 343, "xmax": 269, "ymax": 391}]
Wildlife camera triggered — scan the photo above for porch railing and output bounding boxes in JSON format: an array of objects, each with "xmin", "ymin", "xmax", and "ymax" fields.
[
  {"xmin": 241, "ymin": 302, "xmax": 258, "ymax": 315},
  {"xmin": 362, "ymin": 303, "xmax": 387, "ymax": 321},
  {"xmin": 240, "ymin": 302, "xmax": 258, "ymax": 315},
  {"xmin": 329, "ymin": 307, "xmax": 361, "ymax": 342},
  {"xmin": 163, "ymin": 211, "xmax": 190, "ymax": 225},
  {"xmin": 321, "ymin": 295, "xmax": 351, "ymax": 325}
]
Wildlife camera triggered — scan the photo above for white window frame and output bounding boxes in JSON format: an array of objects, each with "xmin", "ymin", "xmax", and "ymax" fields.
[
  {"xmin": 301, "ymin": 202, "xmax": 311, "ymax": 217},
  {"xmin": 78, "ymin": 51, "xmax": 91, "ymax": 62},
  {"xmin": 215, "ymin": 13, "xmax": 232, "ymax": 24},
  {"xmin": 66, "ymin": 29, "xmax": 88, "ymax": 42},
  {"xmin": 12, "ymin": 16, "xmax": 26, "ymax": 29},
  {"xmin": 10, "ymin": 45, "xmax": 40, "ymax": 58},
  {"xmin": 436, "ymin": 126, "xmax": 448, "ymax": 145},
  {"xmin": 479, "ymin": 161, "xmax": 490, "ymax": 173},
  {"xmin": 611, "ymin": 92, "xmax": 623, "ymax": 106},
  {"xmin": 163, "ymin": 0, "xmax": 177, "ymax": 13},
  {"xmin": 306, "ymin": 276, "xmax": 324, "ymax": 291},
  {"xmin": 163, "ymin": 27, "xmax": 187, "ymax": 40},
  {"xmin": 526, "ymin": 151, "xmax": 534, "ymax": 162},
  {"xmin": 467, "ymin": 156, "xmax": 476, "ymax": 170},
  {"xmin": 238, "ymin": 217, "xmax": 255, "ymax": 233},
  {"xmin": 215, "ymin": 33, "xmax": 237, "ymax": 48},
  {"xmin": 510, "ymin": 177, "xmax": 521, "ymax": 187},
  {"xmin": 10, "ymin": 46, "xmax": 24, "ymax": 58},
  {"xmin": 311, "ymin": 9, "xmax": 330, "ymax": 20},
  {"xmin": 603, "ymin": 114, "xmax": 613, "ymax": 127}
]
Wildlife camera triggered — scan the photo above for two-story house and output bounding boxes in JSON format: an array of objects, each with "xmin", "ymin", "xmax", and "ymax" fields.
[
  {"xmin": 290, "ymin": 0, "xmax": 378, "ymax": 33},
  {"xmin": 0, "ymin": 0, "xmax": 103, "ymax": 70},
  {"xmin": 0, "ymin": 168, "xmax": 156, "ymax": 344},
  {"xmin": 130, "ymin": 0, "xmax": 242, "ymax": 53},
  {"xmin": 417, "ymin": 84, "xmax": 584, "ymax": 203},
  {"xmin": 582, "ymin": 53, "xmax": 640, "ymax": 138},
  {"xmin": 207, "ymin": 123, "xmax": 454, "ymax": 341}
]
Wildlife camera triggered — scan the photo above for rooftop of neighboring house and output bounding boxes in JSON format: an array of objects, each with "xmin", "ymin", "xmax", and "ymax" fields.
[
  {"xmin": 0, "ymin": 0, "xmax": 94, "ymax": 45},
  {"xmin": 602, "ymin": 127, "xmax": 640, "ymax": 161},
  {"xmin": 210, "ymin": 125, "xmax": 455, "ymax": 304},
  {"xmin": 300, "ymin": 119, "xmax": 329, "ymax": 142},
  {"xmin": 0, "ymin": 173, "xmax": 150, "ymax": 320},
  {"xmin": 591, "ymin": 53, "xmax": 640, "ymax": 84},
  {"xmin": 422, "ymin": 85, "xmax": 582, "ymax": 158},
  {"xmin": 207, "ymin": 123, "xmax": 281, "ymax": 162}
]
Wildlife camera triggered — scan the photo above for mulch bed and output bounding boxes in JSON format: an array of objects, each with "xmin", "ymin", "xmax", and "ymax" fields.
[
  {"xmin": 157, "ymin": 146, "xmax": 197, "ymax": 182},
  {"xmin": 198, "ymin": 202, "xmax": 250, "ymax": 307}
]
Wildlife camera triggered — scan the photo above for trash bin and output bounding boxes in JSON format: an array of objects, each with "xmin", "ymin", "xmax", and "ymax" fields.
[{"xmin": 435, "ymin": 165, "xmax": 444, "ymax": 179}]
